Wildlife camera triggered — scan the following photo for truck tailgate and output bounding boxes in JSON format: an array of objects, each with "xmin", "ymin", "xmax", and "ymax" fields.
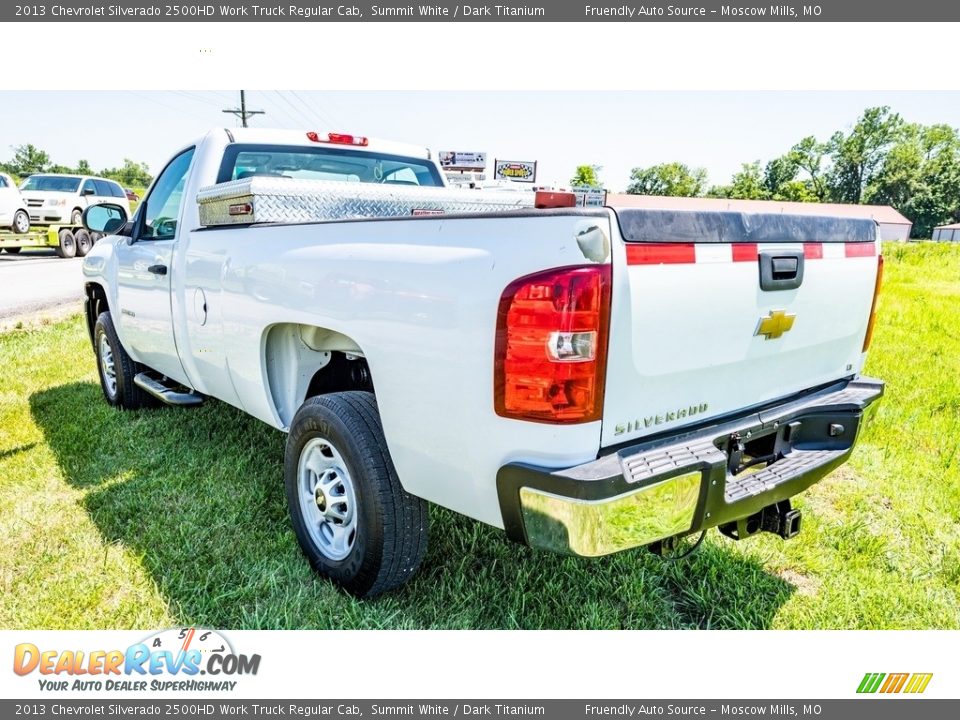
[{"xmin": 601, "ymin": 209, "xmax": 881, "ymax": 448}]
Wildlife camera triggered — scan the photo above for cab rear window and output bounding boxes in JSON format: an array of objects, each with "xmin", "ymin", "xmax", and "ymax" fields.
[{"xmin": 217, "ymin": 144, "xmax": 443, "ymax": 187}]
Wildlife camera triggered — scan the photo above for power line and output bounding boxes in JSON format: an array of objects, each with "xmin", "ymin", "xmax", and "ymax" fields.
[
  {"xmin": 171, "ymin": 90, "xmax": 226, "ymax": 109},
  {"xmin": 207, "ymin": 90, "xmax": 237, "ymax": 103},
  {"xmin": 261, "ymin": 92, "xmax": 302, "ymax": 128},
  {"xmin": 126, "ymin": 91, "xmax": 212, "ymax": 122},
  {"xmin": 292, "ymin": 90, "xmax": 344, "ymax": 129},
  {"xmin": 272, "ymin": 91, "xmax": 316, "ymax": 128},
  {"xmin": 222, "ymin": 90, "xmax": 265, "ymax": 128}
]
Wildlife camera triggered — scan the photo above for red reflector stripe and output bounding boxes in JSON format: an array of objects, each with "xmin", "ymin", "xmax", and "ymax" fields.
[
  {"xmin": 626, "ymin": 243, "xmax": 696, "ymax": 265},
  {"xmin": 624, "ymin": 242, "xmax": 874, "ymax": 264},
  {"xmin": 845, "ymin": 243, "xmax": 876, "ymax": 257}
]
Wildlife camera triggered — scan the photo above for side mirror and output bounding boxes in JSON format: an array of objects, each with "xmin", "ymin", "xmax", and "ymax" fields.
[
  {"xmin": 83, "ymin": 203, "xmax": 130, "ymax": 236},
  {"xmin": 82, "ymin": 187, "xmax": 96, "ymax": 196}
]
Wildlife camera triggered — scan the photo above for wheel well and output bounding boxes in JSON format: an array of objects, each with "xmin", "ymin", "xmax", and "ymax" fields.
[
  {"xmin": 84, "ymin": 283, "xmax": 108, "ymax": 347},
  {"xmin": 305, "ymin": 352, "xmax": 374, "ymax": 398},
  {"xmin": 263, "ymin": 323, "xmax": 373, "ymax": 428}
]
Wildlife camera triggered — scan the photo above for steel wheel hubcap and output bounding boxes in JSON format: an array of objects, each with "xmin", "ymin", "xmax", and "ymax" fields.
[
  {"xmin": 99, "ymin": 334, "xmax": 117, "ymax": 398},
  {"xmin": 298, "ymin": 437, "xmax": 357, "ymax": 561}
]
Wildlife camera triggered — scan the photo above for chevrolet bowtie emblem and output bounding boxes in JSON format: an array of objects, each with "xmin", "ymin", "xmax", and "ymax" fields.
[{"xmin": 756, "ymin": 309, "xmax": 796, "ymax": 340}]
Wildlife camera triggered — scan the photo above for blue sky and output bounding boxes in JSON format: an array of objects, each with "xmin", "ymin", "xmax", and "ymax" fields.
[{"xmin": 1, "ymin": 91, "xmax": 959, "ymax": 191}]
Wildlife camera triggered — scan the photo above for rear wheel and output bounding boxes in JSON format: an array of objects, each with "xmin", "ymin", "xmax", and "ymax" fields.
[
  {"xmin": 11, "ymin": 209, "xmax": 29, "ymax": 234},
  {"xmin": 74, "ymin": 229, "xmax": 93, "ymax": 257},
  {"xmin": 55, "ymin": 229, "xmax": 76, "ymax": 259},
  {"xmin": 71, "ymin": 208, "xmax": 83, "ymax": 226},
  {"xmin": 93, "ymin": 311, "xmax": 158, "ymax": 410},
  {"xmin": 284, "ymin": 392, "xmax": 428, "ymax": 598}
]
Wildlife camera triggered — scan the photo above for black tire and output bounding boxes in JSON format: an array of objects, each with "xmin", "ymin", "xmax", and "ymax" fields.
[
  {"xmin": 71, "ymin": 208, "xmax": 83, "ymax": 226},
  {"xmin": 284, "ymin": 392, "xmax": 428, "ymax": 598},
  {"xmin": 74, "ymin": 229, "xmax": 93, "ymax": 257},
  {"xmin": 4, "ymin": 247, "xmax": 21, "ymax": 254},
  {"xmin": 11, "ymin": 209, "xmax": 29, "ymax": 234},
  {"xmin": 93, "ymin": 311, "xmax": 158, "ymax": 409},
  {"xmin": 55, "ymin": 229, "xmax": 76, "ymax": 259},
  {"xmin": 90, "ymin": 231, "xmax": 103, "ymax": 243}
]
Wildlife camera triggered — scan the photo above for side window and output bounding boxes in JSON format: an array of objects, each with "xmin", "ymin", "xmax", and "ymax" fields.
[
  {"xmin": 110, "ymin": 182, "xmax": 126, "ymax": 198},
  {"xmin": 81, "ymin": 179, "xmax": 96, "ymax": 196},
  {"xmin": 0, "ymin": 176, "xmax": 7, "ymax": 188},
  {"xmin": 93, "ymin": 180, "xmax": 113, "ymax": 197},
  {"xmin": 139, "ymin": 148, "xmax": 195, "ymax": 241}
]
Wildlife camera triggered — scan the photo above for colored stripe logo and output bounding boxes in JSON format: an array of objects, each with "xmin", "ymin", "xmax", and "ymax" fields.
[{"xmin": 857, "ymin": 672, "xmax": 933, "ymax": 694}]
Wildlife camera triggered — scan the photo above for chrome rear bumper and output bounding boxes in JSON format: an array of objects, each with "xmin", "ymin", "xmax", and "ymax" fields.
[{"xmin": 497, "ymin": 377, "xmax": 883, "ymax": 557}]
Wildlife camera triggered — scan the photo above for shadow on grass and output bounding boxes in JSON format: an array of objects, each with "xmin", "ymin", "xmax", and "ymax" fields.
[
  {"xmin": 0, "ymin": 442, "xmax": 37, "ymax": 460},
  {"xmin": 30, "ymin": 381, "xmax": 795, "ymax": 629}
]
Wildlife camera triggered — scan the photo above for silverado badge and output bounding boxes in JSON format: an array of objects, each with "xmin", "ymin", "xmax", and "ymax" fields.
[{"xmin": 756, "ymin": 309, "xmax": 796, "ymax": 340}]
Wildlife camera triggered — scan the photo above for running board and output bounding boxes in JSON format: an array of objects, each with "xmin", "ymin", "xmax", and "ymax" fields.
[{"xmin": 133, "ymin": 372, "xmax": 205, "ymax": 407}]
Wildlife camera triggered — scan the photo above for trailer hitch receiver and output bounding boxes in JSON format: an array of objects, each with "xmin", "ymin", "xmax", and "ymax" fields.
[{"xmin": 719, "ymin": 501, "xmax": 802, "ymax": 541}]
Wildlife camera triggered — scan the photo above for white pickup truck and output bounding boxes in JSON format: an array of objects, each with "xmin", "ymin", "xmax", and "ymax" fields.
[{"xmin": 81, "ymin": 128, "xmax": 884, "ymax": 597}]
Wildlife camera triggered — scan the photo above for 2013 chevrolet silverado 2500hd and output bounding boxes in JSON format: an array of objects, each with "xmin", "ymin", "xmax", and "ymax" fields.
[{"xmin": 80, "ymin": 128, "xmax": 884, "ymax": 597}]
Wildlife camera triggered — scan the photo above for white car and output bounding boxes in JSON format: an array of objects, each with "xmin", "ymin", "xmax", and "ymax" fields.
[
  {"xmin": 20, "ymin": 174, "xmax": 131, "ymax": 226},
  {"xmin": 80, "ymin": 128, "xmax": 884, "ymax": 598},
  {"xmin": 0, "ymin": 172, "xmax": 30, "ymax": 233}
]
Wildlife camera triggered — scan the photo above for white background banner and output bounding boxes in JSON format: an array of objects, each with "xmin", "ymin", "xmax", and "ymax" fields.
[{"xmin": 2, "ymin": 630, "xmax": 957, "ymax": 699}]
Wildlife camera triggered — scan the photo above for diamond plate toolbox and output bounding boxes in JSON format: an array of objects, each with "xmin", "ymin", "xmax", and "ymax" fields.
[{"xmin": 197, "ymin": 177, "xmax": 535, "ymax": 227}]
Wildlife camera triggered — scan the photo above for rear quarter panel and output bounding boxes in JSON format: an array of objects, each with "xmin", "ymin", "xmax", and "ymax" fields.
[{"xmin": 196, "ymin": 211, "xmax": 614, "ymax": 527}]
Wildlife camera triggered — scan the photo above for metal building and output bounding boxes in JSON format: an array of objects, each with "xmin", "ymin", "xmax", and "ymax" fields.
[{"xmin": 932, "ymin": 222, "xmax": 960, "ymax": 242}]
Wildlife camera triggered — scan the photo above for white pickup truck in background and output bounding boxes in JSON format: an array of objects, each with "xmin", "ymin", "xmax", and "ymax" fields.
[{"xmin": 80, "ymin": 127, "xmax": 884, "ymax": 597}]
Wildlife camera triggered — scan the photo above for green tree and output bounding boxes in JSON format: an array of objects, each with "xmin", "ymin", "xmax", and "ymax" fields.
[
  {"xmin": 75, "ymin": 159, "xmax": 93, "ymax": 175},
  {"xmin": 827, "ymin": 106, "xmax": 905, "ymax": 204},
  {"xmin": 763, "ymin": 153, "xmax": 800, "ymax": 200},
  {"xmin": 100, "ymin": 158, "xmax": 152, "ymax": 187},
  {"xmin": 772, "ymin": 181, "xmax": 819, "ymax": 203},
  {"xmin": 728, "ymin": 161, "xmax": 769, "ymax": 199},
  {"xmin": 626, "ymin": 162, "xmax": 707, "ymax": 197},
  {"xmin": 788, "ymin": 136, "xmax": 829, "ymax": 201},
  {"xmin": 7, "ymin": 144, "xmax": 51, "ymax": 176},
  {"xmin": 871, "ymin": 123, "xmax": 960, "ymax": 237},
  {"xmin": 570, "ymin": 164, "xmax": 602, "ymax": 188}
]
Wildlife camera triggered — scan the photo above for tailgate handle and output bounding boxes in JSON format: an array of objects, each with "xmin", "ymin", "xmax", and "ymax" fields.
[{"xmin": 759, "ymin": 251, "xmax": 804, "ymax": 291}]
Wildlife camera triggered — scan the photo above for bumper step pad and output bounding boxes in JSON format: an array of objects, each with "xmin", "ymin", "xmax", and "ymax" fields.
[
  {"xmin": 725, "ymin": 448, "xmax": 847, "ymax": 502},
  {"xmin": 621, "ymin": 439, "xmax": 725, "ymax": 485}
]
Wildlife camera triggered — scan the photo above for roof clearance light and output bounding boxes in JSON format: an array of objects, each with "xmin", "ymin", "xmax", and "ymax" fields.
[{"xmin": 306, "ymin": 131, "xmax": 369, "ymax": 147}]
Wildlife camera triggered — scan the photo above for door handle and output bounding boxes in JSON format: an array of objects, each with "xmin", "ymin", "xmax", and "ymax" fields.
[
  {"xmin": 759, "ymin": 251, "xmax": 803, "ymax": 291},
  {"xmin": 147, "ymin": 264, "xmax": 167, "ymax": 276},
  {"xmin": 771, "ymin": 257, "xmax": 799, "ymax": 278}
]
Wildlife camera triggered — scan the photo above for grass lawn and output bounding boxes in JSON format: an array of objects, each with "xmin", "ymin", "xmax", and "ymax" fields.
[{"xmin": 1, "ymin": 242, "xmax": 958, "ymax": 630}]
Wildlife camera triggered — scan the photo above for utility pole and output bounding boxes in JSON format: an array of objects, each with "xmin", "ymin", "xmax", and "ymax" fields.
[{"xmin": 222, "ymin": 90, "xmax": 264, "ymax": 128}]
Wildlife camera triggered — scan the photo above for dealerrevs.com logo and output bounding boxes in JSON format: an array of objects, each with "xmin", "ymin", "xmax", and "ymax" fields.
[{"xmin": 13, "ymin": 628, "xmax": 260, "ymax": 692}]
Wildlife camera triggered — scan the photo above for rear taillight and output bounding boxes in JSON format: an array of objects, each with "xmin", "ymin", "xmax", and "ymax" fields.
[
  {"xmin": 495, "ymin": 265, "xmax": 611, "ymax": 423},
  {"xmin": 862, "ymin": 254, "xmax": 884, "ymax": 352}
]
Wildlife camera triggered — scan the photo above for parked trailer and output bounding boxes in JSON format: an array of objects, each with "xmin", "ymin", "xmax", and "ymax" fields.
[{"xmin": 0, "ymin": 224, "xmax": 98, "ymax": 258}]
